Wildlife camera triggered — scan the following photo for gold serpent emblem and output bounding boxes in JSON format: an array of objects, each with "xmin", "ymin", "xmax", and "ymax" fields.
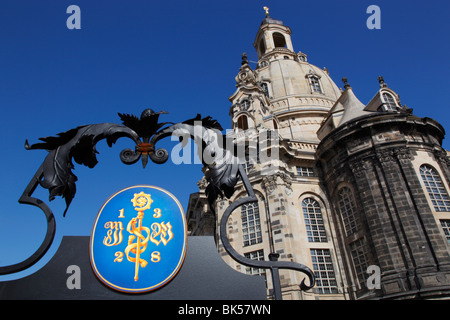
[{"xmin": 124, "ymin": 192, "xmax": 153, "ymax": 281}]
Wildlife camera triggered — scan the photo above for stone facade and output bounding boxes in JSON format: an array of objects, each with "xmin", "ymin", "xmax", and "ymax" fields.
[
  {"xmin": 317, "ymin": 113, "xmax": 450, "ymax": 299},
  {"xmin": 186, "ymin": 13, "xmax": 450, "ymax": 300}
]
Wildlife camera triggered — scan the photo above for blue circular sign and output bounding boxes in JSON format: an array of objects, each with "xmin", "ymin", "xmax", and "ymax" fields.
[{"xmin": 89, "ymin": 185, "xmax": 187, "ymax": 293}]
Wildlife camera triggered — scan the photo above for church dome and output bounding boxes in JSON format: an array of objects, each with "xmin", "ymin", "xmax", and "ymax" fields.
[
  {"xmin": 255, "ymin": 56, "xmax": 341, "ymax": 110},
  {"xmin": 252, "ymin": 14, "xmax": 342, "ymax": 141}
]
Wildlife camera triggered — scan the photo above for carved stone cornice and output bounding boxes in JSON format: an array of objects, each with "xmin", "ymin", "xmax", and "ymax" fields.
[
  {"xmin": 434, "ymin": 149, "xmax": 450, "ymax": 167},
  {"xmin": 375, "ymin": 147, "xmax": 413, "ymax": 166},
  {"xmin": 349, "ymin": 159, "xmax": 369, "ymax": 178},
  {"xmin": 393, "ymin": 147, "xmax": 413, "ymax": 164},
  {"xmin": 376, "ymin": 149, "xmax": 395, "ymax": 165}
]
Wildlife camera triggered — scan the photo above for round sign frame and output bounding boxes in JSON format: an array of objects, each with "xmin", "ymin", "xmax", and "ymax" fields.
[{"xmin": 89, "ymin": 185, "xmax": 187, "ymax": 293}]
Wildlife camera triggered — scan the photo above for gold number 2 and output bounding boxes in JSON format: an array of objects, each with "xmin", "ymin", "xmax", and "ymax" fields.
[{"xmin": 114, "ymin": 251, "xmax": 124, "ymax": 262}]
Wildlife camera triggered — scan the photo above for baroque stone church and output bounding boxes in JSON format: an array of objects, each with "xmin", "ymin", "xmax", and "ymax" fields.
[{"xmin": 186, "ymin": 12, "xmax": 450, "ymax": 300}]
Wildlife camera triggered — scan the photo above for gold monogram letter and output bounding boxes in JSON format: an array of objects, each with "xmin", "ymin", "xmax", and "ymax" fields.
[
  {"xmin": 103, "ymin": 221, "xmax": 124, "ymax": 246},
  {"xmin": 150, "ymin": 222, "xmax": 173, "ymax": 246}
]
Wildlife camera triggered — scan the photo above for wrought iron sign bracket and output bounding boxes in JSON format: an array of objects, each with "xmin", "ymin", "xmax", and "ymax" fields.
[{"xmin": 0, "ymin": 109, "xmax": 315, "ymax": 299}]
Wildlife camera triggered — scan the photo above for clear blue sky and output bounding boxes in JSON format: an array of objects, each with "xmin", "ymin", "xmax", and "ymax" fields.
[{"xmin": 0, "ymin": 0, "xmax": 449, "ymax": 280}]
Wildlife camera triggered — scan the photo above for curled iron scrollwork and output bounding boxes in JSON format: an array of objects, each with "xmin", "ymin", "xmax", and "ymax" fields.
[
  {"xmin": 2, "ymin": 109, "xmax": 315, "ymax": 300},
  {"xmin": 120, "ymin": 148, "xmax": 141, "ymax": 165},
  {"xmin": 149, "ymin": 148, "xmax": 169, "ymax": 164}
]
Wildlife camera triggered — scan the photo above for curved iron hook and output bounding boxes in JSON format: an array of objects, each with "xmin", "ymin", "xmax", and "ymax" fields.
[
  {"xmin": 0, "ymin": 123, "xmax": 141, "ymax": 275},
  {"xmin": 0, "ymin": 165, "xmax": 56, "ymax": 275},
  {"xmin": 219, "ymin": 165, "xmax": 315, "ymax": 299}
]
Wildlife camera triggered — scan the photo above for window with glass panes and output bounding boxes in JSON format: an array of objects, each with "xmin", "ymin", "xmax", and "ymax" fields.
[
  {"xmin": 244, "ymin": 250, "xmax": 266, "ymax": 277},
  {"xmin": 420, "ymin": 165, "xmax": 450, "ymax": 211},
  {"xmin": 440, "ymin": 220, "xmax": 450, "ymax": 244},
  {"xmin": 382, "ymin": 92, "xmax": 398, "ymax": 111},
  {"xmin": 296, "ymin": 166, "xmax": 315, "ymax": 177},
  {"xmin": 309, "ymin": 76, "xmax": 322, "ymax": 93},
  {"xmin": 310, "ymin": 249, "xmax": 338, "ymax": 294},
  {"xmin": 242, "ymin": 203, "xmax": 262, "ymax": 246},
  {"xmin": 337, "ymin": 187, "xmax": 359, "ymax": 236},
  {"xmin": 349, "ymin": 238, "xmax": 369, "ymax": 288},
  {"xmin": 302, "ymin": 198, "xmax": 327, "ymax": 242}
]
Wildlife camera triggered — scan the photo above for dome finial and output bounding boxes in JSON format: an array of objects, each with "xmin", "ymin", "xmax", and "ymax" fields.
[
  {"xmin": 263, "ymin": 6, "xmax": 270, "ymax": 17},
  {"xmin": 342, "ymin": 77, "xmax": 351, "ymax": 89},
  {"xmin": 241, "ymin": 52, "xmax": 248, "ymax": 65},
  {"xmin": 378, "ymin": 76, "xmax": 388, "ymax": 88}
]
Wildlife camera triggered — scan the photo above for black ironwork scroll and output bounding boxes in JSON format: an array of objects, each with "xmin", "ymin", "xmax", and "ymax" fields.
[{"xmin": 1, "ymin": 109, "xmax": 315, "ymax": 299}]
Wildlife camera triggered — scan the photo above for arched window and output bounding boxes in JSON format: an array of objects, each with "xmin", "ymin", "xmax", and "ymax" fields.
[
  {"xmin": 302, "ymin": 198, "xmax": 327, "ymax": 242},
  {"xmin": 273, "ymin": 32, "xmax": 286, "ymax": 48},
  {"xmin": 381, "ymin": 92, "xmax": 398, "ymax": 111},
  {"xmin": 337, "ymin": 187, "xmax": 359, "ymax": 236},
  {"xmin": 420, "ymin": 165, "xmax": 450, "ymax": 212},
  {"xmin": 236, "ymin": 115, "xmax": 248, "ymax": 130},
  {"xmin": 241, "ymin": 202, "xmax": 262, "ymax": 246}
]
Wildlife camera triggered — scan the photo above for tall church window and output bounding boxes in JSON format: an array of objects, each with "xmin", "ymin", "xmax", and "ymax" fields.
[
  {"xmin": 236, "ymin": 115, "xmax": 248, "ymax": 131},
  {"xmin": 420, "ymin": 164, "xmax": 450, "ymax": 212},
  {"xmin": 273, "ymin": 32, "xmax": 286, "ymax": 48},
  {"xmin": 310, "ymin": 249, "xmax": 338, "ymax": 294},
  {"xmin": 440, "ymin": 220, "xmax": 450, "ymax": 244},
  {"xmin": 381, "ymin": 92, "xmax": 398, "ymax": 111},
  {"xmin": 302, "ymin": 198, "xmax": 327, "ymax": 242},
  {"xmin": 349, "ymin": 238, "xmax": 370, "ymax": 288},
  {"xmin": 242, "ymin": 202, "xmax": 262, "ymax": 246},
  {"xmin": 337, "ymin": 187, "xmax": 359, "ymax": 236}
]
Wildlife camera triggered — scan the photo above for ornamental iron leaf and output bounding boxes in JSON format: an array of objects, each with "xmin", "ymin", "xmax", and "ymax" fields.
[
  {"xmin": 2, "ymin": 109, "xmax": 315, "ymax": 300},
  {"xmin": 25, "ymin": 123, "xmax": 140, "ymax": 216}
]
